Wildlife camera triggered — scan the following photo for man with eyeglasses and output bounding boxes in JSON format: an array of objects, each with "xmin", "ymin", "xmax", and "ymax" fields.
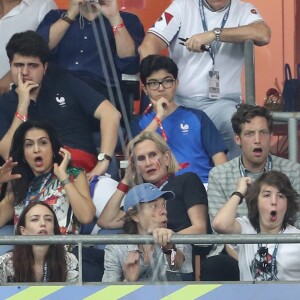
[
  {"xmin": 131, "ymin": 55, "xmax": 227, "ymax": 185},
  {"xmin": 138, "ymin": 0, "xmax": 271, "ymax": 161}
]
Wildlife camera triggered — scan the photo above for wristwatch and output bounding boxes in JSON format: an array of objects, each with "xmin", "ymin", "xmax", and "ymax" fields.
[
  {"xmin": 97, "ymin": 152, "xmax": 112, "ymax": 163},
  {"xmin": 61, "ymin": 12, "xmax": 74, "ymax": 25},
  {"xmin": 213, "ymin": 28, "xmax": 222, "ymax": 41},
  {"xmin": 161, "ymin": 244, "xmax": 177, "ymax": 254}
]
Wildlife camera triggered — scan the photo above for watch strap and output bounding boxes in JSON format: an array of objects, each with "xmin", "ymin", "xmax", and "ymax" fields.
[
  {"xmin": 231, "ymin": 191, "xmax": 244, "ymax": 205},
  {"xmin": 98, "ymin": 152, "xmax": 112, "ymax": 162},
  {"xmin": 61, "ymin": 12, "xmax": 74, "ymax": 25},
  {"xmin": 161, "ymin": 244, "xmax": 177, "ymax": 254},
  {"xmin": 213, "ymin": 28, "xmax": 222, "ymax": 41}
]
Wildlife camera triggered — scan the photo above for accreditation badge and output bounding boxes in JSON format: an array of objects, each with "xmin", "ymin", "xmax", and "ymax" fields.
[{"xmin": 208, "ymin": 70, "xmax": 220, "ymax": 100}]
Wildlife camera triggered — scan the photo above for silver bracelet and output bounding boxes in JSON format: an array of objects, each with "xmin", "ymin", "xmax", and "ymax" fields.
[{"xmin": 61, "ymin": 177, "xmax": 71, "ymax": 187}]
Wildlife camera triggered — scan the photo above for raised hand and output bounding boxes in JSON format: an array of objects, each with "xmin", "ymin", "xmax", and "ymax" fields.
[
  {"xmin": 153, "ymin": 97, "xmax": 169, "ymax": 121},
  {"xmin": 67, "ymin": 0, "xmax": 85, "ymax": 20},
  {"xmin": 151, "ymin": 227, "xmax": 174, "ymax": 247},
  {"xmin": 15, "ymin": 69, "xmax": 39, "ymax": 111},
  {"xmin": 53, "ymin": 147, "xmax": 72, "ymax": 181},
  {"xmin": 0, "ymin": 158, "xmax": 21, "ymax": 183},
  {"xmin": 236, "ymin": 176, "xmax": 252, "ymax": 196},
  {"xmin": 123, "ymin": 251, "xmax": 141, "ymax": 282},
  {"xmin": 98, "ymin": 0, "xmax": 121, "ymax": 24}
]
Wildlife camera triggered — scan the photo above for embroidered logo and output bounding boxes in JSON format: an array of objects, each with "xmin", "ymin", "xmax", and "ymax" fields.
[
  {"xmin": 56, "ymin": 95, "xmax": 66, "ymax": 108},
  {"xmin": 180, "ymin": 123, "xmax": 189, "ymax": 134}
]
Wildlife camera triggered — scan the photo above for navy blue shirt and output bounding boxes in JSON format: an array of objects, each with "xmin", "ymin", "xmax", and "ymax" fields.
[
  {"xmin": 0, "ymin": 64, "xmax": 106, "ymax": 155},
  {"xmin": 37, "ymin": 9, "xmax": 145, "ymax": 87}
]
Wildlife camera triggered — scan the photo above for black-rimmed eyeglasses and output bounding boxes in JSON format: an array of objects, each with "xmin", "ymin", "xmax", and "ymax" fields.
[{"xmin": 145, "ymin": 79, "xmax": 176, "ymax": 91}]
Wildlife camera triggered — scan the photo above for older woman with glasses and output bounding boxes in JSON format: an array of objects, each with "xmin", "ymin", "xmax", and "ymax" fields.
[{"xmin": 213, "ymin": 170, "xmax": 300, "ymax": 281}]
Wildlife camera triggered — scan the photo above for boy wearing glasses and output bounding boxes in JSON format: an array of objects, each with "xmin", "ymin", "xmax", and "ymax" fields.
[
  {"xmin": 131, "ymin": 55, "xmax": 227, "ymax": 185},
  {"xmin": 139, "ymin": 0, "xmax": 271, "ymax": 160}
]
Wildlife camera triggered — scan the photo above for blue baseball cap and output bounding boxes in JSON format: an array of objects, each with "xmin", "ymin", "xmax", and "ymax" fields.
[{"xmin": 124, "ymin": 183, "xmax": 175, "ymax": 212}]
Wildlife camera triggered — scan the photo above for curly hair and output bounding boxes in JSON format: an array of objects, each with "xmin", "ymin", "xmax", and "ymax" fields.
[
  {"xmin": 231, "ymin": 104, "xmax": 273, "ymax": 136},
  {"xmin": 246, "ymin": 171, "xmax": 299, "ymax": 231}
]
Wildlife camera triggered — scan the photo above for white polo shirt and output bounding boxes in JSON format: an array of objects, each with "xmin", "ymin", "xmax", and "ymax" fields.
[{"xmin": 148, "ymin": 0, "xmax": 264, "ymax": 99}]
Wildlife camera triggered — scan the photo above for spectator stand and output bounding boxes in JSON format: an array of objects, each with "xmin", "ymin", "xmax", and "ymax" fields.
[{"xmin": 244, "ymin": 41, "xmax": 300, "ymax": 162}]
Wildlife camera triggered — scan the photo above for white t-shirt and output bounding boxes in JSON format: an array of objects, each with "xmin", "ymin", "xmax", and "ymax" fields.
[
  {"xmin": 0, "ymin": 0, "xmax": 57, "ymax": 77},
  {"xmin": 148, "ymin": 0, "xmax": 264, "ymax": 99},
  {"xmin": 237, "ymin": 216, "xmax": 300, "ymax": 281}
]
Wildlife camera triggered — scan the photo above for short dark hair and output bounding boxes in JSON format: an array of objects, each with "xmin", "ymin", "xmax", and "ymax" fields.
[
  {"xmin": 231, "ymin": 104, "xmax": 273, "ymax": 136},
  {"xmin": 246, "ymin": 171, "xmax": 299, "ymax": 231},
  {"xmin": 140, "ymin": 55, "xmax": 178, "ymax": 84},
  {"xmin": 6, "ymin": 30, "xmax": 49, "ymax": 64}
]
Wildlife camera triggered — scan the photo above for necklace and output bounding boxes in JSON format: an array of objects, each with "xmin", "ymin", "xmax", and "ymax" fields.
[{"xmin": 42, "ymin": 262, "xmax": 48, "ymax": 282}]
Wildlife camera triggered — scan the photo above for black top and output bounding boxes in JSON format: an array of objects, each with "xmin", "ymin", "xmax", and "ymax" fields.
[
  {"xmin": 163, "ymin": 172, "xmax": 212, "ymax": 234},
  {"xmin": 0, "ymin": 64, "xmax": 106, "ymax": 155}
]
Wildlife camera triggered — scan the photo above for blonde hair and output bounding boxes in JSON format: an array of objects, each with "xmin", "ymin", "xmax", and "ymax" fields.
[{"xmin": 128, "ymin": 131, "xmax": 179, "ymax": 177}]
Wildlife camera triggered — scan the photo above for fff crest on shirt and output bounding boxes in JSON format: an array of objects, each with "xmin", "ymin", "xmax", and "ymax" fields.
[
  {"xmin": 56, "ymin": 94, "xmax": 66, "ymax": 108},
  {"xmin": 180, "ymin": 122, "xmax": 189, "ymax": 134}
]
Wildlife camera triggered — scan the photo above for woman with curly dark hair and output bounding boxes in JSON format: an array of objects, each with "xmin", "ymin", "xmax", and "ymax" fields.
[
  {"xmin": 213, "ymin": 170, "xmax": 300, "ymax": 281},
  {"xmin": 0, "ymin": 201, "xmax": 78, "ymax": 283}
]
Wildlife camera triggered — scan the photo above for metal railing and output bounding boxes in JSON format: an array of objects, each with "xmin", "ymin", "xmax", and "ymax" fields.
[
  {"xmin": 244, "ymin": 40, "xmax": 256, "ymax": 106},
  {"xmin": 244, "ymin": 40, "xmax": 299, "ymax": 161},
  {"xmin": 1, "ymin": 234, "xmax": 300, "ymax": 285}
]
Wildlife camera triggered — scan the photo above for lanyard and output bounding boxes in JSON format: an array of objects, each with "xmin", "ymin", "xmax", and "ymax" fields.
[
  {"xmin": 25, "ymin": 172, "xmax": 53, "ymax": 206},
  {"xmin": 239, "ymin": 155, "xmax": 273, "ymax": 178},
  {"xmin": 199, "ymin": 0, "xmax": 231, "ymax": 66}
]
